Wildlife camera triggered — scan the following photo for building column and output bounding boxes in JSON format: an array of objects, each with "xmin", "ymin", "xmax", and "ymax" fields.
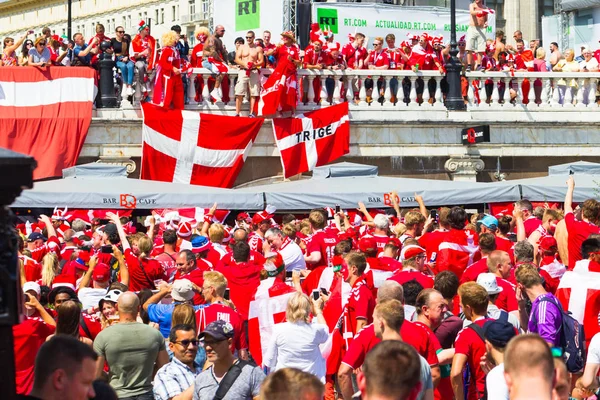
[
  {"xmin": 444, "ymin": 156, "xmax": 485, "ymax": 182},
  {"xmin": 503, "ymin": 0, "xmax": 520, "ymax": 41},
  {"xmin": 96, "ymin": 156, "xmax": 137, "ymax": 175}
]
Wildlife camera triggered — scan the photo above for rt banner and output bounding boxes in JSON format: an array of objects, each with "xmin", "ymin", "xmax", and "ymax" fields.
[
  {"xmin": 312, "ymin": 3, "xmax": 496, "ymax": 45},
  {"xmin": 214, "ymin": 0, "xmax": 284, "ymax": 48}
]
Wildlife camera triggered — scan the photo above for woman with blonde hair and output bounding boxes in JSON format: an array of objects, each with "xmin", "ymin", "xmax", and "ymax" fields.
[
  {"xmin": 41, "ymin": 252, "xmax": 59, "ymax": 287},
  {"xmin": 553, "ymin": 48, "xmax": 580, "ymax": 104},
  {"xmin": 152, "ymin": 30, "xmax": 184, "ymax": 109},
  {"xmin": 263, "ymin": 292, "xmax": 329, "ymax": 382}
]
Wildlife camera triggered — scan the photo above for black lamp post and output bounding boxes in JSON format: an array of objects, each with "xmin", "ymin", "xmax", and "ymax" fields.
[
  {"xmin": 445, "ymin": 0, "xmax": 466, "ymax": 111},
  {"xmin": 67, "ymin": 0, "xmax": 72, "ymax": 40}
]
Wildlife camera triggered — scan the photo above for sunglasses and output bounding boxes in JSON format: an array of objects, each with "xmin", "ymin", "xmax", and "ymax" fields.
[
  {"xmin": 373, "ymin": 43, "xmax": 381, "ymax": 46},
  {"xmin": 246, "ymin": 36, "xmax": 254, "ymax": 40},
  {"xmin": 117, "ymin": 30, "xmax": 125, "ymax": 34},
  {"xmin": 174, "ymin": 339, "xmax": 199, "ymax": 347},
  {"xmin": 38, "ymin": 42, "xmax": 46, "ymax": 46}
]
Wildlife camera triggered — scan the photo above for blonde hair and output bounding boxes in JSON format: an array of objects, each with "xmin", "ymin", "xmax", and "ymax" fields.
[
  {"xmin": 137, "ymin": 235, "xmax": 153, "ymax": 258},
  {"xmin": 299, "ymin": 219, "xmax": 311, "ymax": 236},
  {"xmin": 404, "ymin": 211, "xmax": 425, "ymax": 229},
  {"xmin": 195, "ymin": 26, "xmax": 210, "ymax": 40},
  {"xmin": 374, "ymin": 36, "xmax": 384, "ymax": 43},
  {"xmin": 209, "ymin": 223, "xmax": 225, "ymax": 243},
  {"xmin": 393, "ymin": 223, "xmax": 407, "ymax": 237},
  {"xmin": 172, "ymin": 303, "xmax": 196, "ymax": 327},
  {"xmin": 281, "ymin": 223, "xmax": 297, "ymax": 240},
  {"xmin": 308, "ymin": 210, "xmax": 326, "ymax": 230},
  {"xmin": 536, "ymin": 47, "xmax": 546, "ymax": 60},
  {"xmin": 41, "ymin": 252, "xmax": 59, "ymax": 287},
  {"xmin": 162, "ymin": 31, "xmax": 179, "ymax": 47},
  {"xmin": 285, "ymin": 292, "xmax": 312, "ymax": 323},
  {"xmin": 203, "ymin": 271, "xmax": 227, "ymax": 297},
  {"xmin": 34, "ymin": 36, "xmax": 46, "ymax": 47}
]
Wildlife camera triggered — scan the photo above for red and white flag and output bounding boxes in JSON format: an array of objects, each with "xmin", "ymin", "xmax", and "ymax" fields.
[
  {"xmin": 247, "ymin": 279, "xmax": 296, "ymax": 367},
  {"xmin": 436, "ymin": 229, "xmax": 480, "ymax": 279},
  {"xmin": 0, "ymin": 67, "xmax": 96, "ymax": 179},
  {"xmin": 555, "ymin": 261, "xmax": 600, "ymax": 342},
  {"xmin": 141, "ymin": 103, "xmax": 264, "ymax": 188},
  {"xmin": 272, "ymin": 103, "xmax": 350, "ymax": 178}
]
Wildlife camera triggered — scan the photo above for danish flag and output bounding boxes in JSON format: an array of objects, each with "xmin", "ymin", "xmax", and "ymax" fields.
[
  {"xmin": 555, "ymin": 260, "xmax": 600, "ymax": 342},
  {"xmin": 272, "ymin": 103, "xmax": 350, "ymax": 178},
  {"xmin": 141, "ymin": 103, "xmax": 264, "ymax": 188}
]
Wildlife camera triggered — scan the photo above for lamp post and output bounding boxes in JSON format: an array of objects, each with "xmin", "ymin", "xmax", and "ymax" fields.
[
  {"xmin": 67, "ymin": 0, "xmax": 72, "ymax": 40},
  {"xmin": 445, "ymin": 0, "xmax": 466, "ymax": 111}
]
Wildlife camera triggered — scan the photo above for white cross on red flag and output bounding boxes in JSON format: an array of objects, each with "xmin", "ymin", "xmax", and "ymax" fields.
[
  {"xmin": 140, "ymin": 103, "xmax": 264, "ymax": 188},
  {"xmin": 272, "ymin": 102, "xmax": 350, "ymax": 178}
]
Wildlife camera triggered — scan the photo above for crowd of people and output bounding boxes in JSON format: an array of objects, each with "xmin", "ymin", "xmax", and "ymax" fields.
[
  {"xmin": 12, "ymin": 175, "xmax": 600, "ymax": 400},
  {"xmin": 4, "ymin": 0, "xmax": 600, "ymax": 111}
]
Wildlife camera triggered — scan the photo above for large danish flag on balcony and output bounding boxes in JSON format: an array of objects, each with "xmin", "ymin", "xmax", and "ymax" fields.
[
  {"xmin": 0, "ymin": 67, "xmax": 96, "ymax": 180},
  {"xmin": 141, "ymin": 103, "xmax": 264, "ymax": 188},
  {"xmin": 272, "ymin": 102, "xmax": 350, "ymax": 178}
]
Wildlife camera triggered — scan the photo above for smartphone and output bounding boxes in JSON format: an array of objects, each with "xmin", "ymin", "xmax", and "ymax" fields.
[
  {"xmin": 101, "ymin": 245, "xmax": 113, "ymax": 254},
  {"xmin": 320, "ymin": 287, "xmax": 329, "ymax": 296},
  {"xmin": 430, "ymin": 210, "xmax": 437, "ymax": 221},
  {"xmin": 312, "ymin": 289, "xmax": 320, "ymax": 301},
  {"xmin": 335, "ymin": 204, "xmax": 341, "ymax": 214},
  {"xmin": 224, "ymin": 288, "xmax": 230, "ymax": 300},
  {"xmin": 286, "ymin": 270, "xmax": 293, "ymax": 279}
]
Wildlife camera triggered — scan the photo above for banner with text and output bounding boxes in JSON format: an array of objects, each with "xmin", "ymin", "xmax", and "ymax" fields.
[
  {"xmin": 214, "ymin": 0, "xmax": 284, "ymax": 49},
  {"xmin": 312, "ymin": 3, "xmax": 496, "ymax": 46}
]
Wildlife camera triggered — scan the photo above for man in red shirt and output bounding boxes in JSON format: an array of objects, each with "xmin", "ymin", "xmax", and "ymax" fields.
[
  {"xmin": 341, "ymin": 32, "xmax": 368, "ymax": 101},
  {"xmin": 173, "ymin": 249, "xmax": 207, "ymax": 305},
  {"xmin": 215, "ymin": 241, "xmax": 262, "ymax": 320},
  {"xmin": 249, "ymin": 209, "xmax": 273, "ymax": 255},
  {"xmin": 365, "ymin": 214, "xmax": 391, "ymax": 255},
  {"xmin": 436, "ymin": 207, "xmax": 480, "ymax": 280},
  {"xmin": 451, "ymin": 282, "xmax": 492, "ymax": 400},
  {"xmin": 154, "ymin": 229, "xmax": 179, "ymax": 281},
  {"xmin": 388, "ymin": 245, "xmax": 434, "ymax": 289},
  {"xmin": 461, "ymin": 232, "xmax": 496, "ymax": 284},
  {"xmin": 304, "ymin": 40, "xmax": 331, "ymax": 103},
  {"xmin": 487, "ymin": 250, "xmax": 518, "ymax": 311},
  {"xmin": 197, "ymin": 271, "xmax": 248, "ymax": 359},
  {"xmin": 364, "ymin": 36, "xmax": 390, "ymax": 103},
  {"xmin": 377, "ymin": 239, "xmax": 402, "ymax": 271},
  {"xmin": 305, "ymin": 209, "xmax": 339, "ymax": 269},
  {"xmin": 262, "ymin": 30, "xmax": 277, "ymax": 67},
  {"xmin": 338, "ymin": 280, "xmax": 441, "ymax": 400},
  {"xmin": 563, "ymin": 176, "xmax": 600, "ymax": 269},
  {"xmin": 514, "ymin": 199, "xmax": 542, "ymax": 238},
  {"xmin": 343, "ymin": 252, "xmax": 375, "ymax": 344},
  {"xmin": 27, "ymin": 214, "xmax": 60, "ymax": 263}
]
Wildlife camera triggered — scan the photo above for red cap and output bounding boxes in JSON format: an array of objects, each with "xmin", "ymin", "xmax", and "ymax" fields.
[
  {"xmin": 51, "ymin": 274, "xmax": 77, "ymax": 290},
  {"xmin": 177, "ymin": 221, "xmax": 193, "ymax": 238},
  {"xmin": 539, "ymin": 236, "xmax": 558, "ymax": 252},
  {"xmin": 387, "ymin": 237, "xmax": 402, "ymax": 249},
  {"xmin": 93, "ymin": 263, "xmax": 111, "ymax": 282},
  {"xmin": 401, "ymin": 245, "xmax": 426, "ymax": 260},
  {"xmin": 358, "ymin": 236, "xmax": 377, "ymax": 253},
  {"xmin": 252, "ymin": 211, "xmax": 273, "ymax": 225}
]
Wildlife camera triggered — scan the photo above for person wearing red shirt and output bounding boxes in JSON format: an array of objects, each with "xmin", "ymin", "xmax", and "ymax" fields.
[
  {"xmin": 154, "ymin": 229, "xmax": 179, "ymax": 282},
  {"xmin": 514, "ymin": 199, "xmax": 542, "ymax": 238},
  {"xmin": 249, "ymin": 209, "xmax": 273, "ymax": 255},
  {"xmin": 303, "ymin": 40, "xmax": 331, "ymax": 103},
  {"xmin": 305, "ymin": 210, "xmax": 339, "ymax": 269},
  {"xmin": 461, "ymin": 232, "xmax": 496, "ymax": 284},
  {"xmin": 342, "ymin": 252, "xmax": 375, "ymax": 347},
  {"xmin": 190, "ymin": 26, "xmax": 209, "ymax": 102},
  {"xmin": 87, "ymin": 23, "xmax": 111, "ymax": 65},
  {"xmin": 388, "ymin": 245, "xmax": 434, "ymax": 289},
  {"xmin": 451, "ymin": 282, "xmax": 492, "ymax": 400},
  {"xmin": 365, "ymin": 214, "xmax": 391, "ymax": 255},
  {"xmin": 377, "ymin": 240, "xmax": 403, "ymax": 272},
  {"xmin": 262, "ymin": 30, "xmax": 277, "ymax": 67},
  {"xmin": 436, "ymin": 207, "xmax": 480, "ymax": 280},
  {"xmin": 153, "ymin": 31, "xmax": 184, "ymax": 110},
  {"xmin": 341, "ymin": 32, "xmax": 368, "ymax": 101},
  {"xmin": 364, "ymin": 36, "xmax": 390, "ymax": 103},
  {"xmin": 131, "ymin": 21, "xmax": 157, "ymax": 97},
  {"xmin": 564, "ymin": 176, "xmax": 600, "ymax": 269},
  {"xmin": 27, "ymin": 215, "xmax": 61, "ymax": 263},
  {"xmin": 215, "ymin": 241, "xmax": 262, "ymax": 320},
  {"xmin": 487, "ymin": 250, "xmax": 518, "ymax": 311},
  {"xmin": 537, "ymin": 236, "xmax": 565, "ymax": 294},
  {"xmin": 414, "ymin": 289, "xmax": 446, "ymax": 390},
  {"xmin": 14, "ymin": 286, "xmax": 57, "ymax": 395},
  {"xmin": 173, "ymin": 249, "xmax": 208, "ymax": 305},
  {"xmin": 197, "ymin": 271, "xmax": 248, "ymax": 359},
  {"xmin": 419, "ymin": 207, "xmax": 450, "ymax": 266}
]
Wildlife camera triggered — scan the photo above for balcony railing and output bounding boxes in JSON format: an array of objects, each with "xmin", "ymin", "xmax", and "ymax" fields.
[{"xmin": 122, "ymin": 68, "xmax": 600, "ymax": 112}]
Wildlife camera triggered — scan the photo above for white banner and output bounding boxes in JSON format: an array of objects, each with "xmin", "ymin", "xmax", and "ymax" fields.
[
  {"xmin": 213, "ymin": 0, "xmax": 285, "ymax": 50},
  {"xmin": 312, "ymin": 3, "xmax": 496, "ymax": 47}
]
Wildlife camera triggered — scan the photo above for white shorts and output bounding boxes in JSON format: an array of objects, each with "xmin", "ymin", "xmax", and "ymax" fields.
[{"xmin": 466, "ymin": 26, "xmax": 487, "ymax": 53}]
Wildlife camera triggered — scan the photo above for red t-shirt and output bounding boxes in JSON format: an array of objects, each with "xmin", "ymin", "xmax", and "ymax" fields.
[
  {"xmin": 155, "ymin": 251, "xmax": 178, "ymax": 281},
  {"xmin": 387, "ymin": 270, "xmax": 434, "ymax": 289},
  {"xmin": 341, "ymin": 320, "xmax": 440, "ymax": 369},
  {"xmin": 248, "ymin": 232, "xmax": 264, "ymax": 255},
  {"xmin": 20, "ymin": 255, "xmax": 42, "ymax": 282},
  {"xmin": 419, "ymin": 229, "xmax": 448, "ymax": 265},
  {"xmin": 412, "ymin": 320, "xmax": 442, "ymax": 365},
  {"xmin": 523, "ymin": 216, "xmax": 543, "ymax": 238},
  {"xmin": 79, "ymin": 312, "xmax": 102, "ymax": 340},
  {"xmin": 215, "ymin": 261, "xmax": 262, "ymax": 320},
  {"xmin": 495, "ymin": 277, "xmax": 518, "ymax": 312},
  {"xmin": 13, "ymin": 317, "xmax": 55, "ymax": 394},
  {"xmin": 565, "ymin": 212, "xmax": 600, "ymax": 269},
  {"xmin": 174, "ymin": 267, "xmax": 208, "ymax": 305},
  {"xmin": 306, "ymin": 230, "xmax": 338, "ymax": 269},
  {"xmin": 220, "ymin": 250, "xmax": 266, "ymax": 267},
  {"xmin": 377, "ymin": 256, "xmax": 402, "ymax": 272},
  {"xmin": 454, "ymin": 319, "xmax": 492, "ymax": 400},
  {"xmin": 460, "ymin": 257, "xmax": 489, "ymax": 284},
  {"xmin": 196, "ymin": 302, "xmax": 247, "ymax": 352},
  {"xmin": 303, "ymin": 48, "xmax": 331, "ymax": 68},
  {"xmin": 341, "ymin": 43, "xmax": 367, "ymax": 69},
  {"xmin": 368, "ymin": 234, "xmax": 391, "ymax": 255},
  {"xmin": 345, "ymin": 280, "xmax": 375, "ymax": 339},
  {"xmin": 495, "ymin": 236, "xmax": 514, "ymax": 259},
  {"xmin": 367, "ymin": 50, "xmax": 390, "ymax": 67},
  {"xmin": 386, "ymin": 47, "xmax": 403, "ymax": 69},
  {"xmin": 29, "ymin": 236, "xmax": 61, "ymax": 263},
  {"xmin": 124, "ymin": 248, "xmax": 167, "ymax": 292}
]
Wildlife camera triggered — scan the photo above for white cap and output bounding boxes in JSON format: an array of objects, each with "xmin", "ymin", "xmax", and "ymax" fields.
[
  {"xmin": 23, "ymin": 281, "xmax": 41, "ymax": 295},
  {"xmin": 373, "ymin": 214, "xmax": 390, "ymax": 230},
  {"xmin": 476, "ymin": 273, "xmax": 503, "ymax": 295},
  {"xmin": 172, "ymin": 279, "xmax": 195, "ymax": 302}
]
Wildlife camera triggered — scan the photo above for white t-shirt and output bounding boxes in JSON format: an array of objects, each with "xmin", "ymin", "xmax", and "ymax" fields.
[
  {"xmin": 78, "ymin": 287, "xmax": 108, "ymax": 310},
  {"xmin": 486, "ymin": 363, "xmax": 509, "ymax": 400},
  {"xmin": 580, "ymin": 57, "xmax": 600, "ymax": 72},
  {"xmin": 279, "ymin": 238, "xmax": 306, "ymax": 272},
  {"xmin": 587, "ymin": 332, "xmax": 600, "ymax": 364},
  {"xmin": 263, "ymin": 321, "xmax": 328, "ymax": 382}
]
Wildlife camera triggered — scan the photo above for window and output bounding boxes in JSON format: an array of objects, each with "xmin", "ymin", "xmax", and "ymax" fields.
[
  {"xmin": 172, "ymin": 5, "xmax": 176, "ymax": 21},
  {"xmin": 155, "ymin": 9, "xmax": 159, "ymax": 24},
  {"xmin": 160, "ymin": 8, "xmax": 164, "ymax": 24},
  {"xmin": 189, "ymin": 0, "xmax": 195, "ymax": 15},
  {"xmin": 122, "ymin": 15, "xmax": 127, "ymax": 29},
  {"xmin": 201, "ymin": 0, "xmax": 209, "ymax": 19},
  {"xmin": 127, "ymin": 15, "xmax": 131, "ymax": 29}
]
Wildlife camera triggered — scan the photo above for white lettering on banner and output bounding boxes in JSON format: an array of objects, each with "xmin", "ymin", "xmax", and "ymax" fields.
[
  {"xmin": 216, "ymin": 312, "xmax": 231, "ymax": 323},
  {"xmin": 313, "ymin": 3, "xmax": 496, "ymax": 46},
  {"xmin": 294, "ymin": 125, "xmax": 333, "ymax": 144}
]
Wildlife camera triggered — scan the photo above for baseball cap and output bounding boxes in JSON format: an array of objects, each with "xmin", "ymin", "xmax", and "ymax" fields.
[
  {"xmin": 199, "ymin": 319, "xmax": 235, "ymax": 341},
  {"xmin": 400, "ymin": 245, "xmax": 426, "ymax": 261},
  {"xmin": 358, "ymin": 236, "xmax": 377, "ymax": 253},
  {"xmin": 27, "ymin": 232, "xmax": 46, "ymax": 242},
  {"xmin": 23, "ymin": 281, "xmax": 41, "ymax": 295},
  {"xmin": 477, "ymin": 215, "xmax": 499, "ymax": 229},
  {"xmin": 99, "ymin": 289, "xmax": 122, "ymax": 310},
  {"xmin": 191, "ymin": 235, "xmax": 211, "ymax": 253},
  {"xmin": 93, "ymin": 263, "xmax": 111, "ymax": 282},
  {"xmin": 172, "ymin": 279, "xmax": 195, "ymax": 302},
  {"xmin": 476, "ymin": 273, "xmax": 503, "ymax": 295},
  {"xmin": 483, "ymin": 319, "xmax": 517, "ymax": 348},
  {"xmin": 539, "ymin": 236, "xmax": 558, "ymax": 251}
]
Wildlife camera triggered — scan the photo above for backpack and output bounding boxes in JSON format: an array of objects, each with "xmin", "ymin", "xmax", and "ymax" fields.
[{"xmin": 533, "ymin": 296, "xmax": 585, "ymax": 373}]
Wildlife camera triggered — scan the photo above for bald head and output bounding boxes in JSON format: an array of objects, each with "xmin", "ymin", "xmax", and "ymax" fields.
[
  {"xmin": 487, "ymin": 250, "xmax": 511, "ymax": 278},
  {"xmin": 215, "ymin": 25, "xmax": 225, "ymax": 38},
  {"xmin": 377, "ymin": 280, "xmax": 404, "ymax": 303},
  {"xmin": 117, "ymin": 292, "xmax": 140, "ymax": 315},
  {"xmin": 233, "ymin": 228, "xmax": 248, "ymax": 243}
]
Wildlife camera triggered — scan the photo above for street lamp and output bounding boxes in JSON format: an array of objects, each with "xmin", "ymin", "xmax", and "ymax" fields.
[{"xmin": 445, "ymin": 0, "xmax": 466, "ymax": 111}]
